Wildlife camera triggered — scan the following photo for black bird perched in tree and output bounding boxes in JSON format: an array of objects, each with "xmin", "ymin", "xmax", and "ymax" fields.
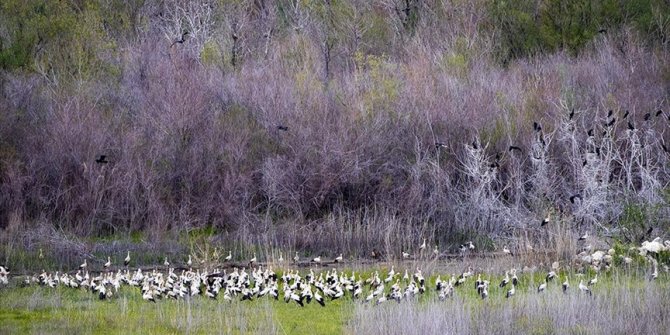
[
  {"xmin": 598, "ymin": 28, "xmax": 607, "ymax": 34},
  {"xmin": 95, "ymin": 155, "xmax": 109, "ymax": 164},
  {"xmin": 471, "ymin": 141, "xmax": 478, "ymax": 150},
  {"xmin": 656, "ymin": 110, "xmax": 663, "ymax": 117},
  {"xmin": 582, "ymin": 160, "xmax": 587, "ymax": 167},
  {"xmin": 435, "ymin": 142, "xmax": 448, "ymax": 149},
  {"xmin": 170, "ymin": 31, "xmax": 189, "ymax": 47},
  {"xmin": 587, "ymin": 128, "xmax": 594, "ymax": 137},
  {"xmin": 662, "ymin": 143, "xmax": 669, "ymax": 153},
  {"xmin": 533, "ymin": 122, "xmax": 541, "ymax": 132},
  {"xmin": 509, "ymin": 145, "xmax": 522, "ymax": 153},
  {"xmin": 605, "ymin": 118, "xmax": 616, "ymax": 127},
  {"xmin": 622, "ymin": 110, "xmax": 629, "ymax": 119},
  {"xmin": 644, "ymin": 113, "xmax": 651, "ymax": 121},
  {"xmin": 277, "ymin": 125, "xmax": 289, "ymax": 131},
  {"xmin": 569, "ymin": 194, "xmax": 582, "ymax": 204},
  {"xmin": 607, "ymin": 110, "xmax": 613, "ymax": 118},
  {"xmin": 628, "ymin": 122, "xmax": 635, "ymax": 131},
  {"xmin": 569, "ymin": 109, "xmax": 575, "ymax": 120}
]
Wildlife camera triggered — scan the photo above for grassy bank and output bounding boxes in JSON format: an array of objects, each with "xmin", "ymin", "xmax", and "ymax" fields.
[
  {"xmin": 0, "ymin": 285, "xmax": 349, "ymax": 335},
  {"xmin": 0, "ymin": 266, "xmax": 667, "ymax": 335}
]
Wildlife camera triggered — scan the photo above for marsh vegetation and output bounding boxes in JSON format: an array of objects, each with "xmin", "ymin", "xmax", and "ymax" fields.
[{"xmin": 1, "ymin": 1, "xmax": 670, "ymax": 333}]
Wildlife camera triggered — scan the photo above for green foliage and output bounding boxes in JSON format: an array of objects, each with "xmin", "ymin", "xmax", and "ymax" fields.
[
  {"xmin": 354, "ymin": 52, "xmax": 401, "ymax": 121},
  {"xmin": 0, "ymin": 0, "xmax": 119, "ymax": 81},
  {"xmin": 200, "ymin": 40, "xmax": 223, "ymax": 66},
  {"xmin": 486, "ymin": 0, "xmax": 670, "ymax": 64}
]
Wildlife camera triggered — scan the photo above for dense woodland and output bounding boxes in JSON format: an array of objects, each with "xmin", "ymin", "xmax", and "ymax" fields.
[{"xmin": 1, "ymin": 0, "xmax": 669, "ymax": 256}]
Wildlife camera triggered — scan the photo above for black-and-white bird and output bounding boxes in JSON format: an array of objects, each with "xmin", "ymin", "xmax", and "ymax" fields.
[
  {"xmin": 541, "ymin": 213, "xmax": 551, "ymax": 226},
  {"xmin": 506, "ymin": 283, "xmax": 515, "ymax": 298},
  {"xmin": 104, "ymin": 256, "xmax": 111, "ymax": 269},
  {"xmin": 124, "ymin": 251, "xmax": 130, "ymax": 267},
  {"xmin": 499, "ymin": 271, "xmax": 510, "ymax": 288},
  {"xmin": 579, "ymin": 280, "xmax": 591, "ymax": 296},
  {"xmin": 546, "ymin": 271, "xmax": 556, "ymax": 282},
  {"xmin": 502, "ymin": 246, "xmax": 512, "ymax": 256},
  {"xmin": 79, "ymin": 259, "xmax": 87, "ymax": 270}
]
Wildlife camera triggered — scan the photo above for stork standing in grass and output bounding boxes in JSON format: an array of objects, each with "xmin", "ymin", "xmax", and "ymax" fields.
[
  {"xmin": 579, "ymin": 280, "xmax": 592, "ymax": 296},
  {"xmin": 562, "ymin": 278, "xmax": 570, "ymax": 293}
]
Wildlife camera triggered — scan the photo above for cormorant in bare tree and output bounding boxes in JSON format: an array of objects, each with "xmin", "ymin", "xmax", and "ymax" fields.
[
  {"xmin": 170, "ymin": 31, "xmax": 189, "ymax": 47},
  {"xmin": 95, "ymin": 155, "xmax": 109, "ymax": 164},
  {"xmin": 533, "ymin": 122, "xmax": 541, "ymax": 132}
]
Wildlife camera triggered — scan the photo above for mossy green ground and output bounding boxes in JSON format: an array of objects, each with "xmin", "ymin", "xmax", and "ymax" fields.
[
  {"xmin": 0, "ymin": 285, "xmax": 349, "ymax": 335},
  {"xmin": 0, "ymin": 268, "xmax": 663, "ymax": 334}
]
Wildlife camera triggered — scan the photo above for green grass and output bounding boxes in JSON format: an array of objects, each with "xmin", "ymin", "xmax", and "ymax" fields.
[
  {"xmin": 0, "ymin": 267, "xmax": 665, "ymax": 334},
  {"xmin": 0, "ymin": 284, "xmax": 349, "ymax": 335}
]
